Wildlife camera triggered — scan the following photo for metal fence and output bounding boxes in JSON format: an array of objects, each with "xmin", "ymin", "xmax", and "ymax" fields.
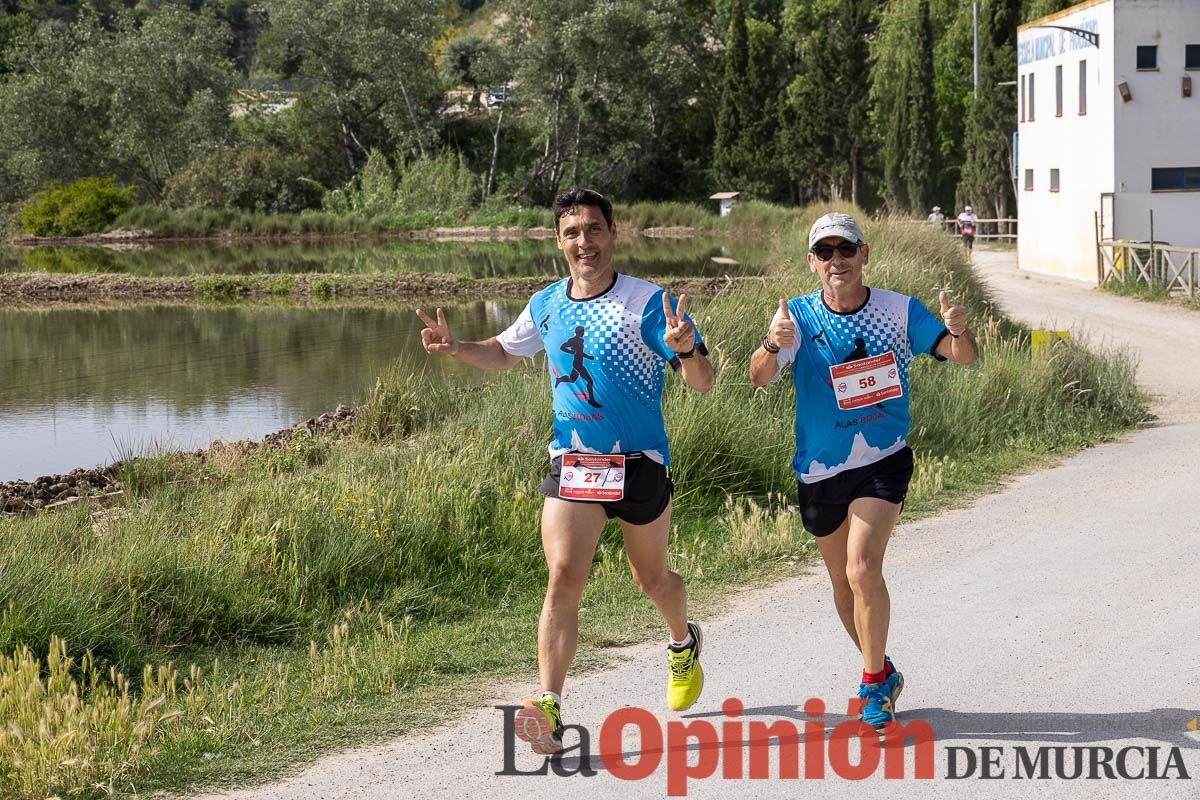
[
  {"xmin": 1097, "ymin": 239, "xmax": 1200, "ymax": 296},
  {"xmin": 938, "ymin": 218, "xmax": 1018, "ymax": 241}
]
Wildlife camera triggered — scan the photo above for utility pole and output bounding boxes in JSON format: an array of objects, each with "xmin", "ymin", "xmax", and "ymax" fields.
[{"xmin": 973, "ymin": 0, "xmax": 980, "ymax": 96}]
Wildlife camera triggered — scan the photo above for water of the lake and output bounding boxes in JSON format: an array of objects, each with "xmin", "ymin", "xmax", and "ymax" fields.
[
  {"xmin": 0, "ymin": 302, "xmax": 524, "ymax": 482},
  {"xmin": 1, "ymin": 237, "xmax": 765, "ymax": 481}
]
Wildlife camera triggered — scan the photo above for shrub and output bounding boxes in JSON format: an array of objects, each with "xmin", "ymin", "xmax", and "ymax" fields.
[
  {"xmin": 394, "ymin": 149, "xmax": 479, "ymax": 219},
  {"xmin": 20, "ymin": 178, "xmax": 137, "ymax": 237},
  {"xmin": 323, "ymin": 149, "xmax": 398, "ymax": 217},
  {"xmin": 164, "ymin": 146, "xmax": 324, "ymax": 214},
  {"xmin": 193, "ymin": 275, "xmax": 246, "ymax": 299},
  {"xmin": 323, "ymin": 148, "xmax": 481, "ymax": 222}
]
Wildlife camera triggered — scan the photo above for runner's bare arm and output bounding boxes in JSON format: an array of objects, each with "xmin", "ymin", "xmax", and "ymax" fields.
[
  {"xmin": 677, "ymin": 352, "xmax": 713, "ymax": 393},
  {"xmin": 750, "ymin": 299, "xmax": 794, "ymax": 388},
  {"xmin": 935, "ymin": 291, "xmax": 978, "ymax": 365},
  {"xmin": 662, "ymin": 293, "xmax": 713, "ymax": 393},
  {"xmin": 415, "ymin": 308, "xmax": 523, "ymax": 370}
]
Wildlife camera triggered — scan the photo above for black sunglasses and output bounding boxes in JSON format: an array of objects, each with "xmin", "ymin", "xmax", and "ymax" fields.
[{"xmin": 810, "ymin": 242, "xmax": 862, "ymax": 261}]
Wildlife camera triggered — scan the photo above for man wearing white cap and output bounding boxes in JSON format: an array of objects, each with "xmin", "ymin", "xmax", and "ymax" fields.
[
  {"xmin": 956, "ymin": 205, "xmax": 978, "ymax": 261},
  {"xmin": 927, "ymin": 206, "xmax": 944, "ymax": 224},
  {"xmin": 749, "ymin": 212, "xmax": 977, "ymax": 729}
]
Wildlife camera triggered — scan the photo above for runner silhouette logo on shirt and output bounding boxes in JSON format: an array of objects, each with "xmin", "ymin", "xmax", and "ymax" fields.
[
  {"xmin": 555, "ymin": 326, "xmax": 603, "ymax": 408},
  {"xmin": 843, "ymin": 337, "xmax": 870, "ymax": 363}
]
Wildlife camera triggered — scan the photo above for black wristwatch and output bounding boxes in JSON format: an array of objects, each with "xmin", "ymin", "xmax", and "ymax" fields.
[{"xmin": 678, "ymin": 344, "xmax": 697, "ymax": 359}]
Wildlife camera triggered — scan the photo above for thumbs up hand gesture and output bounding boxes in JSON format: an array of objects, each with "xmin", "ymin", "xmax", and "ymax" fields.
[
  {"xmin": 940, "ymin": 290, "xmax": 966, "ymax": 337},
  {"xmin": 768, "ymin": 298, "xmax": 797, "ymax": 350}
]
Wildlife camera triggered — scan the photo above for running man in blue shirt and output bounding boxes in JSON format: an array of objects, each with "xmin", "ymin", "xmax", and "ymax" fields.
[
  {"xmin": 749, "ymin": 212, "xmax": 978, "ymax": 729},
  {"xmin": 417, "ymin": 188, "xmax": 713, "ymax": 755}
]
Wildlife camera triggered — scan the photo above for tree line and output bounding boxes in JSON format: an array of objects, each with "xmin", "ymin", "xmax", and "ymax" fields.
[{"xmin": 0, "ymin": 0, "xmax": 1077, "ymax": 225}]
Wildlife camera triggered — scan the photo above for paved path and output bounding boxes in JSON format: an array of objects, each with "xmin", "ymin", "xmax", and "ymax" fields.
[{"xmin": 200, "ymin": 249, "xmax": 1200, "ymax": 799}]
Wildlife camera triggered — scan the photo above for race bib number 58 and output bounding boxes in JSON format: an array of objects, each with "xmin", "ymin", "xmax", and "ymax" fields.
[
  {"xmin": 559, "ymin": 454, "xmax": 626, "ymax": 501},
  {"xmin": 830, "ymin": 352, "xmax": 903, "ymax": 410}
]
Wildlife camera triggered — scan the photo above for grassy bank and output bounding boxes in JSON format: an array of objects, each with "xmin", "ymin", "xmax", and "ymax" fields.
[
  {"xmin": 0, "ymin": 235, "xmax": 773, "ymax": 281},
  {"xmin": 0, "ymin": 211, "xmax": 1147, "ymax": 798},
  {"xmin": 6, "ymin": 200, "xmax": 795, "ymax": 244},
  {"xmin": 0, "ymin": 271, "xmax": 743, "ymax": 306},
  {"xmin": 1101, "ymin": 276, "xmax": 1200, "ymax": 311}
]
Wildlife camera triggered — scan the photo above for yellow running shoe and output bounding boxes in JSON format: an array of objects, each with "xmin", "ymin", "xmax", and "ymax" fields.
[
  {"xmin": 513, "ymin": 695, "xmax": 564, "ymax": 754},
  {"xmin": 666, "ymin": 621, "xmax": 704, "ymax": 711}
]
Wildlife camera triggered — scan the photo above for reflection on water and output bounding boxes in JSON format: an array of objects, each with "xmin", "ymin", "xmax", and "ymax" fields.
[
  {"xmin": 0, "ymin": 237, "xmax": 769, "ymax": 279},
  {"xmin": 0, "ymin": 302, "xmax": 526, "ymax": 481}
]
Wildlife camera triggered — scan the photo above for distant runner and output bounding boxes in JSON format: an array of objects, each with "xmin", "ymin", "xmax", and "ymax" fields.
[
  {"xmin": 956, "ymin": 205, "xmax": 978, "ymax": 262},
  {"xmin": 417, "ymin": 188, "xmax": 714, "ymax": 755},
  {"xmin": 749, "ymin": 212, "xmax": 977, "ymax": 729}
]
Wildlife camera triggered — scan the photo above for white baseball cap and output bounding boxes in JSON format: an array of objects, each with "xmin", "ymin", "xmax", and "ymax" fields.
[
  {"xmin": 808, "ymin": 212, "xmax": 865, "ymax": 248},
  {"xmin": 964, "ymin": 205, "xmax": 973, "ymax": 212}
]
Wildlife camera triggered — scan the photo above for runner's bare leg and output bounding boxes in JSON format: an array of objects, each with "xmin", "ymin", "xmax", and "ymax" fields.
[
  {"xmin": 814, "ymin": 518, "xmax": 859, "ymax": 649},
  {"xmin": 621, "ymin": 500, "xmax": 689, "ymax": 641},
  {"xmin": 845, "ymin": 497, "xmax": 901, "ymax": 674},
  {"xmin": 538, "ymin": 498, "xmax": 607, "ymax": 694}
]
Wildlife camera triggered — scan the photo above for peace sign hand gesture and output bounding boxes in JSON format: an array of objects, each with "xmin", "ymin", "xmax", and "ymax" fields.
[
  {"xmin": 662, "ymin": 292, "xmax": 696, "ymax": 353},
  {"xmin": 415, "ymin": 307, "xmax": 460, "ymax": 355}
]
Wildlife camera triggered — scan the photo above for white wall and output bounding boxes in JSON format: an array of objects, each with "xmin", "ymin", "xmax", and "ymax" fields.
[
  {"xmin": 1017, "ymin": 1, "xmax": 1116, "ymax": 283},
  {"xmin": 1112, "ymin": 0, "xmax": 1200, "ymax": 246}
]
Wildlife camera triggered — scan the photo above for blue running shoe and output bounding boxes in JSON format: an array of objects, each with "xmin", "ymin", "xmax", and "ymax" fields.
[
  {"xmin": 885, "ymin": 662, "xmax": 904, "ymax": 709},
  {"xmin": 857, "ymin": 682, "xmax": 895, "ymax": 729}
]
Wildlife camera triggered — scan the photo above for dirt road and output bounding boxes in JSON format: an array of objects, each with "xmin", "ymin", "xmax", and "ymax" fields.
[{"xmin": 198, "ymin": 248, "xmax": 1200, "ymax": 799}]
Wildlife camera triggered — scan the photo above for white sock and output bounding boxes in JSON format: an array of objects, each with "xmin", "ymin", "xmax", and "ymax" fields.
[
  {"xmin": 540, "ymin": 690, "xmax": 561, "ymax": 707},
  {"xmin": 668, "ymin": 632, "xmax": 694, "ymax": 649}
]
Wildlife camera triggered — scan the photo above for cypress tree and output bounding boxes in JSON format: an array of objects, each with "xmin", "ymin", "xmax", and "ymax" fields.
[
  {"xmin": 903, "ymin": 0, "xmax": 936, "ymax": 212},
  {"xmin": 713, "ymin": 0, "xmax": 750, "ymax": 190},
  {"xmin": 780, "ymin": 0, "xmax": 874, "ymax": 204},
  {"xmin": 959, "ymin": 0, "xmax": 1019, "ymax": 219},
  {"xmin": 873, "ymin": 0, "xmax": 915, "ymax": 211},
  {"xmin": 713, "ymin": 0, "xmax": 784, "ymax": 199}
]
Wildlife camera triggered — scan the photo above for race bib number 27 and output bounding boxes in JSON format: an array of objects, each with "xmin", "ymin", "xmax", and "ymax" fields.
[
  {"xmin": 829, "ymin": 352, "xmax": 903, "ymax": 411},
  {"xmin": 559, "ymin": 454, "xmax": 626, "ymax": 501}
]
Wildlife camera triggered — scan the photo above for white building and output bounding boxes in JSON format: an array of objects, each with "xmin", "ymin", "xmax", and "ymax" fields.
[{"xmin": 1016, "ymin": 0, "xmax": 1200, "ymax": 283}]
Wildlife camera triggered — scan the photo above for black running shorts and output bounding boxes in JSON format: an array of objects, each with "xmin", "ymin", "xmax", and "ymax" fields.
[
  {"xmin": 795, "ymin": 446, "xmax": 915, "ymax": 537},
  {"xmin": 539, "ymin": 452, "xmax": 673, "ymax": 526}
]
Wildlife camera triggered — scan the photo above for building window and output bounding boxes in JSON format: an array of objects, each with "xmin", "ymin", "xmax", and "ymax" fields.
[
  {"xmin": 1187, "ymin": 45, "xmax": 1200, "ymax": 70},
  {"xmin": 1050, "ymin": 169, "xmax": 1060, "ymax": 192},
  {"xmin": 1151, "ymin": 166, "xmax": 1200, "ymax": 192},
  {"xmin": 1056, "ymin": 65, "xmax": 1063, "ymax": 116},
  {"xmin": 1079, "ymin": 60, "xmax": 1087, "ymax": 114},
  {"xmin": 1020, "ymin": 74, "xmax": 1025, "ymax": 122},
  {"xmin": 1137, "ymin": 45, "xmax": 1158, "ymax": 70},
  {"xmin": 1025, "ymin": 169, "xmax": 1034, "ymax": 191},
  {"xmin": 1029, "ymin": 72, "xmax": 1035, "ymax": 120}
]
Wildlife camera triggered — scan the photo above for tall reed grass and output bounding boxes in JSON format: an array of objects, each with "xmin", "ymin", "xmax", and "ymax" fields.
[{"xmin": 0, "ymin": 207, "xmax": 1146, "ymax": 797}]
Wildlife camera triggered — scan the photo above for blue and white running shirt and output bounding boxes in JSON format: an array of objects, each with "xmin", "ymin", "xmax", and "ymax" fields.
[
  {"xmin": 767, "ymin": 288, "xmax": 949, "ymax": 483},
  {"xmin": 496, "ymin": 273, "xmax": 706, "ymax": 465}
]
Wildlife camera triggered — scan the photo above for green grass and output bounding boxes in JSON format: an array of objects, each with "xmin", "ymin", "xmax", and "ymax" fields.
[
  {"xmin": 0, "ymin": 207, "xmax": 1147, "ymax": 798},
  {"xmin": 1101, "ymin": 275, "xmax": 1200, "ymax": 310},
  {"xmin": 83, "ymin": 200, "xmax": 803, "ymax": 240}
]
